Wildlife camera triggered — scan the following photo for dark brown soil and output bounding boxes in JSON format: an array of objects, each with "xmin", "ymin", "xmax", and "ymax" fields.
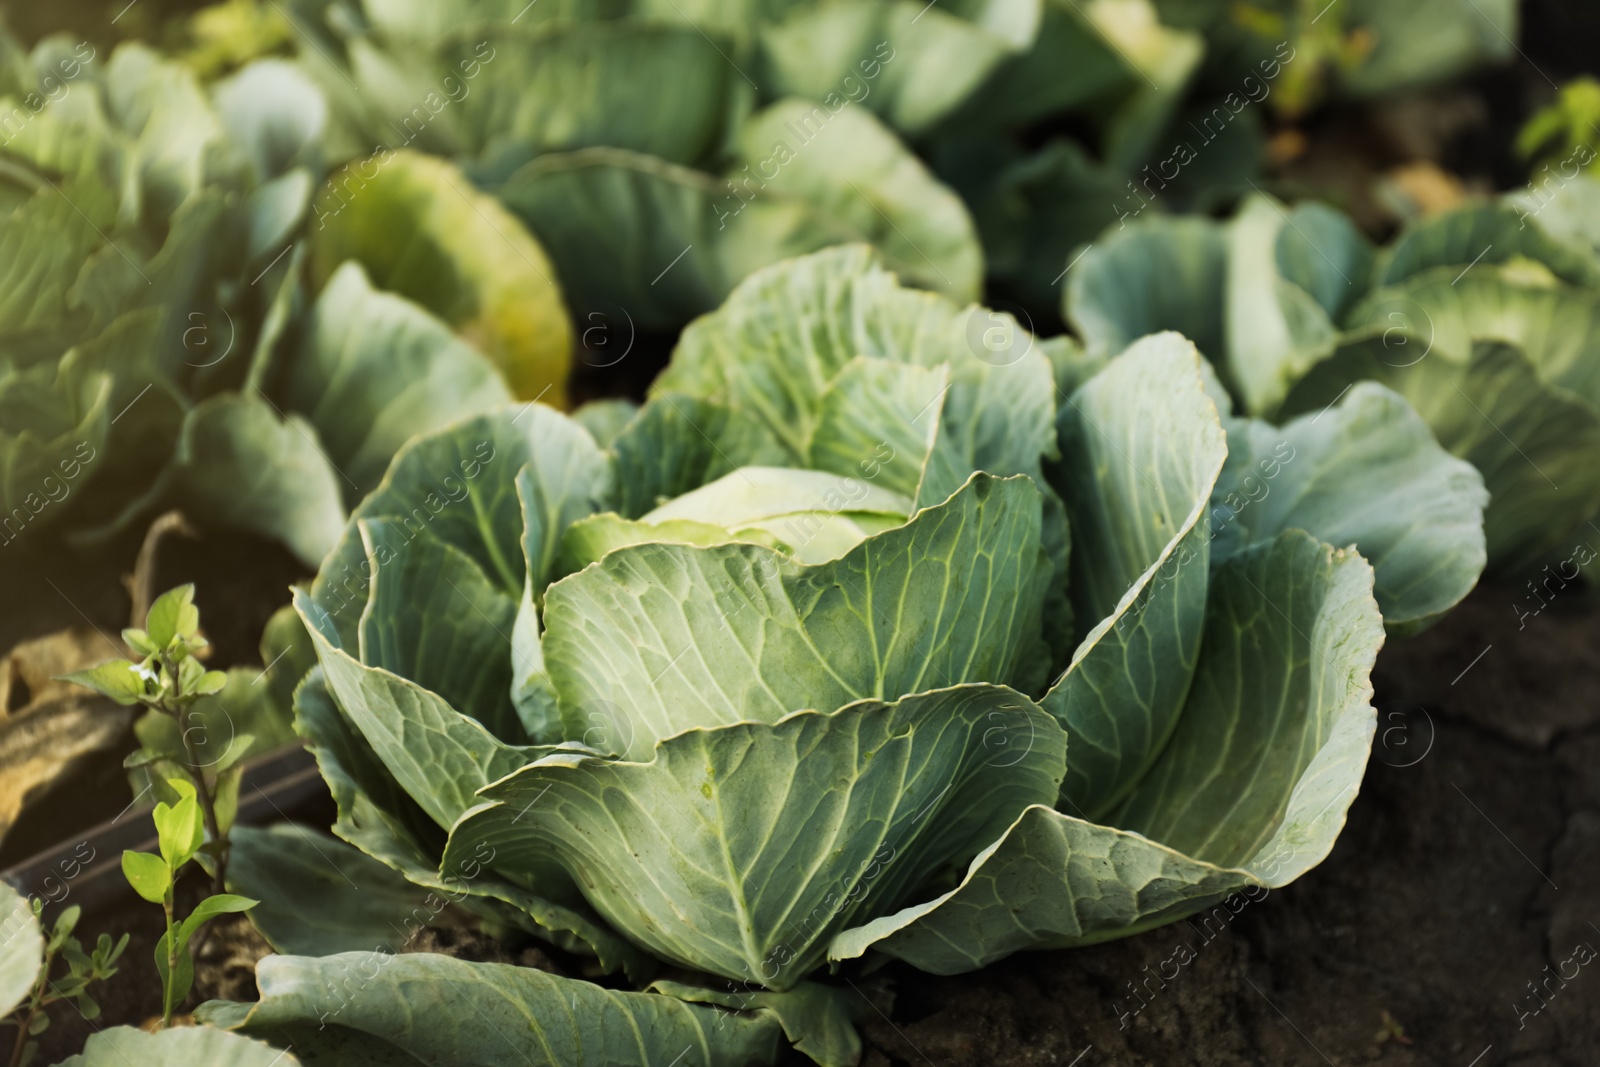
[{"xmin": 849, "ymin": 575, "xmax": 1600, "ymax": 1067}]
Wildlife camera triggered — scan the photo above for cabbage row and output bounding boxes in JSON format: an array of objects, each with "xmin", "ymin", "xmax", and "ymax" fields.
[{"xmin": 1066, "ymin": 182, "xmax": 1600, "ymax": 569}]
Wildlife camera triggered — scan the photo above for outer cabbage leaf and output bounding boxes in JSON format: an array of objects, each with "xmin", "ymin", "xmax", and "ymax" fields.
[
  {"xmin": 1281, "ymin": 334, "xmax": 1600, "ymax": 571},
  {"xmin": 1344, "ymin": 266, "xmax": 1600, "ymax": 407},
  {"xmin": 1065, "ymin": 198, "xmax": 1371, "ymax": 414},
  {"xmin": 213, "ymin": 58, "xmax": 327, "ymax": 183},
  {"xmin": 495, "ymin": 147, "xmax": 843, "ymax": 331},
  {"xmin": 756, "ymin": 0, "xmax": 1039, "ymax": 136},
  {"xmin": 297, "ymin": 591, "xmax": 545, "ymax": 828},
  {"xmin": 143, "ymin": 392, "xmax": 346, "ymax": 568},
  {"xmin": 1066, "ymin": 213, "xmax": 1227, "ymax": 362},
  {"xmin": 1375, "ymin": 202, "xmax": 1600, "ymax": 290},
  {"xmin": 297, "ymin": 402, "xmax": 620, "ymax": 816},
  {"xmin": 733, "ymin": 99, "xmax": 982, "ymax": 303},
  {"xmin": 293, "ymin": 664, "xmax": 443, "ymax": 865},
  {"xmin": 50, "ymin": 1025, "xmax": 301, "ymax": 1067},
  {"xmin": 649, "ymin": 979, "xmax": 865, "ymax": 1067},
  {"xmin": 831, "ymin": 529, "xmax": 1381, "ymax": 972},
  {"xmin": 947, "ymin": 0, "xmax": 1202, "ymax": 168},
  {"xmin": 357, "ymin": 0, "xmax": 612, "ymax": 39},
  {"xmin": 293, "ymin": 666, "xmax": 650, "ymax": 975},
  {"xmin": 1224, "ymin": 194, "xmax": 1341, "ymax": 414},
  {"xmin": 0, "ymin": 357, "xmax": 110, "ymax": 540},
  {"xmin": 309, "ymin": 406, "xmax": 588, "ymax": 612},
  {"xmin": 609, "ymin": 393, "xmax": 782, "ymax": 517},
  {"xmin": 1337, "ymin": 267, "xmax": 1600, "ymax": 567},
  {"xmin": 310, "ymin": 150, "xmax": 573, "ymax": 405},
  {"xmin": 497, "ymin": 135, "xmax": 979, "ymax": 332},
  {"xmin": 443, "ymin": 685, "xmax": 1067, "ymax": 988},
  {"xmin": 806, "ymin": 358, "xmax": 952, "ymax": 506},
  {"xmin": 932, "ymin": 0, "xmax": 1133, "ymax": 130},
  {"xmin": 441, "ymin": 23, "xmax": 741, "ymax": 167},
  {"xmin": 502, "ymin": 407, "xmax": 618, "ymax": 595},
  {"xmin": 199, "ymin": 952, "xmax": 780, "ymax": 1067},
  {"xmin": 309, "ymin": 411, "xmax": 523, "ymax": 646},
  {"xmin": 1214, "ymin": 382, "xmax": 1487, "ymax": 634},
  {"xmin": 1084, "ymin": 0, "xmax": 1205, "ymax": 172},
  {"xmin": 1273, "ymin": 201, "xmax": 1374, "ymax": 322},
  {"xmin": 102, "ymin": 44, "xmax": 227, "ymax": 219},
  {"xmin": 285, "ymin": 261, "xmax": 513, "ymax": 505},
  {"xmin": 357, "ymin": 518, "xmax": 523, "ymax": 742},
  {"xmin": 569, "ymin": 397, "xmax": 637, "ymax": 448},
  {"xmin": 1043, "ymin": 332, "xmax": 1225, "ymax": 817},
  {"xmin": 1510, "ymin": 172, "xmax": 1600, "ymax": 254},
  {"xmin": 226, "ymin": 823, "xmax": 430, "ymax": 957},
  {"xmin": 241, "ymin": 168, "xmax": 312, "ymax": 267},
  {"xmin": 507, "ymin": 410, "xmax": 617, "ymax": 735}
]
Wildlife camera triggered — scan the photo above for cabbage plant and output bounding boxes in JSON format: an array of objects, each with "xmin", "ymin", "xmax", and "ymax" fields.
[
  {"xmin": 264, "ymin": 0, "xmax": 1520, "ymax": 328},
  {"xmin": 269, "ymin": 0, "xmax": 1023, "ymax": 330},
  {"xmin": 0, "ymin": 35, "xmax": 323, "ymax": 552},
  {"xmin": 1066, "ymin": 184, "xmax": 1600, "ymax": 570},
  {"xmin": 0, "ymin": 31, "xmax": 569, "ymax": 568},
  {"xmin": 207, "ymin": 247, "xmax": 1487, "ymax": 1065}
]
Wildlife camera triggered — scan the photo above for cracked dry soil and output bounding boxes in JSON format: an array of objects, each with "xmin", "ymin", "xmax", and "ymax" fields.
[{"xmin": 850, "ymin": 577, "xmax": 1600, "ymax": 1067}]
